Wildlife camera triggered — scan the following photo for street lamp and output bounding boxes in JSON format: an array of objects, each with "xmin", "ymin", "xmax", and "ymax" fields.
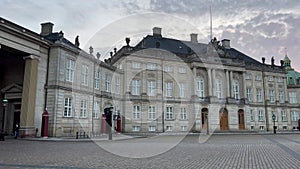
[{"xmin": 272, "ymin": 113, "xmax": 276, "ymax": 134}]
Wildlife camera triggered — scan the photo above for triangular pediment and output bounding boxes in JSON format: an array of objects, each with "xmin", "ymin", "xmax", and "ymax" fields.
[{"xmin": 1, "ymin": 83, "xmax": 23, "ymax": 93}]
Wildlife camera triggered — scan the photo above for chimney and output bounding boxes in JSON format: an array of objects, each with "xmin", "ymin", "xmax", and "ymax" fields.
[
  {"xmin": 221, "ymin": 39, "xmax": 231, "ymax": 49},
  {"xmin": 190, "ymin": 33, "xmax": 198, "ymax": 43},
  {"xmin": 153, "ymin": 27, "xmax": 162, "ymax": 37},
  {"xmin": 40, "ymin": 22, "xmax": 54, "ymax": 36}
]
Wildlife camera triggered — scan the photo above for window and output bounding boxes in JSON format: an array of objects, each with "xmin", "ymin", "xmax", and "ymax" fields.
[
  {"xmin": 272, "ymin": 111, "xmax": 277, "ymax": 121},
  {"xmin": 66, "ymin": 59, "xmax": 75, "ymax": 82},
  {"xmin": 255, "ymin": 75, "xmax": 262, "ymax": 81},
  {"xmin": 166, "ymin": 125, "xmax": 173, "ymax": 131},
  {"xmin": 133, "ymin": 105, "xmax": 141, "ymax": 119},
  {"xmin": 92, "ymin": 102, "xmax": 100, "ymax": 118},
  {"xmin": 233, "ymin": 80, "xmax": 239, "ymax": 99},
  {"xmin": 215, "ymin": 79, "xmax": 222, "ymax": 99},
  {"xmin": 246, "ymin": 88, "xmax": 252, "ymax": 102},
  {"xmin": 279, "ymin": 91, "xmax": 284, "ymax": 103},
  {"xmin": 245, "ymin": 73, "xmax": 252, "ymax": 80},
  {"xmin": 64, "ymin": 98, "xmax": 72, "ymax": 117},
  {"xmin": 132, "ymin": 79, "xmax": 141, "ymax": 95},
  {"xmin": 166, "ymin": 82, "xmax": 173, "ymax": 97},
  {"xmin": 278, "ymin": 77, "xmax": 283, "ymax": 83},
  {"xmin": 196, "ymin": 78, "xmax": 205, "ymax": 98},
  {"xmin": 164, "ymin": 65, "xmax": 173, "ymax": 72},
  {"xmin": 283, "ymin": 126, "xmax": 287, "ymax": 130},
  {"xmin": 148, "ymin": 105, "xmax": 156, "ymax": 120},
  {"xmin": 148, "ymin": 126, "xmax": 156, "ymax": 132},
  {"xmin": 80, "ymin": 100, "xmax": 87, "ymax": 118},
  {"xmin": 258, "ymin": 110, "xmax": 264, "ymax": 121},
  {"xmin": 166, "ymin": 106, "xmax": 173, "ymax": 120},
  {"xmin": 281, "ymin": 111, "xmax": 287, "ymax": 122},
  {"xmin": 179, "ymin": 83, "xmax": 186, "ymax": 98},
  {"xmin": 180, "ymin": 107, "xmax": 187, "ymax": 120},
  {"xmin": 268, "ymin": 76, "xmax": 273, "ymax": 82},
  {"xmin": 82, "ymin": 65, "xmax": 89, "ymax": 86},
  {"xmin": 291, "ymin": 111, "xmax": 299, "ymax": 121},
  {"xmin": 257, "ymin": 88, "xmax": 262, "ymax": 102},
  {"xmin": 94, "ymin": 70, "xmax": 100, "ymax": 89},
  {"xmin": 105, "ymin": 74, "xmax": 111, "ymax": 92},
  {"xmin": 250, "ymin": 109, "xmax": 254, "ymax": 122},
  {"xmin": 195, "ymin": 104, "xmax": 201, "ymax": 118},
  {"xmin": 147, "ymin": 63, "xmax": 156, "ymax": 70},
  {"xmin": 147, "ymin": 80, "xmax": 156, "ymax": 96},
  {"xmin": 115, "ymin": 77, "xmax": 120, "ymax": 94},
  {"xmin": 269, "ymin": 90, "xmax": 275, "ymax": 103},
  {"xmin": 181, "ymin": 126, "xmax": 187, "ymax": 131},
  {"xmin": 251, "ymin": 126, "xmax": 254, "ymax": 130},
  {"xmin": 132, "ymin": 62, "xmax": 141, "ymax": 69},
  {"xmin": 178, "ymin": 66, "xmax": 186, "ymax": 73},
  {"xmin": 132, "ymin": 126, "xmax": 140, "ymax": 132},
  {"xmin": 259, "ymin": 126, "xmax": 264, "ymax": 131},
  {"xmin": 289, "ymin": 92, "xmax": 297, "ymax": 104}
]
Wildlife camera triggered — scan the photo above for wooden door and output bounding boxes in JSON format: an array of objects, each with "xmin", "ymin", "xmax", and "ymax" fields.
[
  {"xmin": 220, "ymin": 111, "xmax": 229, "ymax": 130},
  {"xmin": 238, "ymin": 109, "xmax": 245, "ymax": 130},
  {"xmin": 202, "ymin": 112, "xmax": 207, "ymax": 129}
]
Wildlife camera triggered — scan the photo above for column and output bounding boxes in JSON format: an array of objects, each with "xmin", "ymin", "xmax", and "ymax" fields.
[
  {"xmin": 212, "ymin": 69, "xmax": 216, "ymax": 97},
  {"xmin": 242, "ymin": 72, "xmax": 247, "ymax": 99},
  {"xmin": 208, "ymin": 68, "xmax": 212, "ymax": 96},
  {"xmin": 193, "ymin": 67, "xmax": 197, "ymax": 97},
  {"xmin": 226, "ymin": 70, "xmax": 230, "ymax": 98},
  {"xmin": 229, "ymin": 71, "xmax": 233, "ymax": 98},
  {"xmin": 283, "ymin": 77, "xmax": 288, "ymax": 103},
  {"xmin": 20, "ymin": 55, "xmax": 39, "ymax": 137}
]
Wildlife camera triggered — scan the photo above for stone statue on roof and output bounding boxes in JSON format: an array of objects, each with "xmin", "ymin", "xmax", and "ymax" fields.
[{"xmin": 75, "ymin": 35, "xmax": 80, "ymax": 47}]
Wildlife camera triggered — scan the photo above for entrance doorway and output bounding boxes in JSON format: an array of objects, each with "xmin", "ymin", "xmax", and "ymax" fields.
[
  {"xmin": 220, "ymin": 108, "xmax": 229, "ymax": 130},
  {"xmin": 201, "ymin": 108, "xmax": 208, "ymax": 129},
  {"xmin": 238, "ymin": 109, "xmax": 245, "ymax": 130}
]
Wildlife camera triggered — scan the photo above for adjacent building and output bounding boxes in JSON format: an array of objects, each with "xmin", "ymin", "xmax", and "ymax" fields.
[{"xmin": 0, "ymin": 18, "xmax": 299, "ymax": 137}]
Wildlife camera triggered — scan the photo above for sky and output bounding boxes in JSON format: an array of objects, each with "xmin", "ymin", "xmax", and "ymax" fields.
[{"xmin": 1, "ymin": 0, "xmax": 300, "ymax": 71}]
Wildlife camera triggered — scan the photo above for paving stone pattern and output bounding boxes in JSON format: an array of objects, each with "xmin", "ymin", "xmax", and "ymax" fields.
[{"xmin": 0, "ymin": 134, "xmax": 299, "ymax": 169}]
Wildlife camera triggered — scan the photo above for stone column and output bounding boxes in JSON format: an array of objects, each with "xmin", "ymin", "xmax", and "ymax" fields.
[
  {"xmin": 226, "ymin": 70, "xmax": 230, "ymax": 98},
  {"xmin": 229, "ymin": 71, "xmax": 234, "ymax": 98},
  {"xmin": 20, "ymin": 55, "xmax": 39, "ymax": 137},
  {"xmin": 207, "ymin": 68, "xmax": 212, "ymax": 96},
  {"xmin": 242, "ymin": 72, "xmax": 247, "ymax": 99},
  {"xmin": 283, "ymin": 77, "xmax": 288, "ymax": 103},
  {"xmin": 212, "ymin": 69, "xmax": 216, "ymax": 96}
]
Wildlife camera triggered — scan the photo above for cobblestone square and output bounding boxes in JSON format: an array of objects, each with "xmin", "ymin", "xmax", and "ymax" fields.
[{"xmin": 0, "ymin": 134, "xmax": 299, "ymax": 169}]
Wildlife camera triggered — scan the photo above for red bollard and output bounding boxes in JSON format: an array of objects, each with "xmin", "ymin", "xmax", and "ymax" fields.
[
  {"xmin": 116, "ymin": 115, "xmax": 121, "ymax": 133},
  {"xmin": 41, "ymin": 109, "xmax": 49, "ymax": 138},
  {"xmin": 101, "ymin": 114, "xmax": 106, "ymax": 134}
]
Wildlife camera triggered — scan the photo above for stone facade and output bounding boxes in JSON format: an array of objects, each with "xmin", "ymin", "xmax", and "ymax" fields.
[{"xmin": 1, "ymin": 18, "xmax": 299, "ymax": 137}]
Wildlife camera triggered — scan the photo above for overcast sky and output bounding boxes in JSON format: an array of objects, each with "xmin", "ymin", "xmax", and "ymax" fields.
[{"xmin": 1, "ymin": 0, "xmax": 300, "ymax": 71}]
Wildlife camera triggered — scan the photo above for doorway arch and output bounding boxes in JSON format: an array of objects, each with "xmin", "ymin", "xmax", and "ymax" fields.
[
  {"xmin": 238, "ymin": 109, "xmax": 245, "ymax": 130},
  {"xmin": 201, "ymin": 108, "xmax": 208, "ymax": 129},
  {"xmin": 219, "ymin": 108, "xmax": 229, "ymax": 130}
]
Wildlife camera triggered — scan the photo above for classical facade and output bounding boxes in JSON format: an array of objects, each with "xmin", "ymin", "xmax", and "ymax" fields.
[
  {"xmin": 1, "ymin": 18, "xmax": 299, "ymax": 137},
  {"xmin": 109, "ymin": 27, "xmax": 300, "ymax": 133}
]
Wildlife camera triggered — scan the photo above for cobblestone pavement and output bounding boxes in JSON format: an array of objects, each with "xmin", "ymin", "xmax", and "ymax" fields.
[{"xmin": 0, "ymin": 134, "xmax": 299, "ymax": 169}]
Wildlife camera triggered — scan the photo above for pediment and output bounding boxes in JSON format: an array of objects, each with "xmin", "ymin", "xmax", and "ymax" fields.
[{"xmin": 1, "ymin": 83, "xmax": 23, "ymax": 93}]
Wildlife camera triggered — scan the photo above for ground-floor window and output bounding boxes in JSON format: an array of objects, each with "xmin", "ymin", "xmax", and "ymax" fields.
[
  {"xmin": 181, "ymin": 126, "xmax": 187, "ymax": 131},
  {"xmin": 166, "ymin": 125, "xmax": 173, "ymax": 131},
  {"xmin": 282, "ymin": 126, "xmax": 287, "ymax": 130},
  {"xmin": 148, "ymin": 126, "xmax": 156, "ymax": 132},
  {"xmin": 259, "ymin": 126, "xmax": 264, "ymax": 131},
  {"xmin": 132, "ymin": 126, "xmax": 140, "ymax": 132}
]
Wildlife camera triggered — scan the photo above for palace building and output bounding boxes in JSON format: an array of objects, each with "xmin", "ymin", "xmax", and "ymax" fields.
[{"xmin": 0, "ymin": 17, "xmax": 299, "ymax": 137}]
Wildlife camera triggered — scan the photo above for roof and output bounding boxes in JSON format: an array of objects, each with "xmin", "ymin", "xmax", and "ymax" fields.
[
  {"xmin": 43, "ymin": 32, "xmax": 79, "ymax": 49},
  {"xmin": 287, "ymin": 69, "xmax": 300, "ymax": 85}
]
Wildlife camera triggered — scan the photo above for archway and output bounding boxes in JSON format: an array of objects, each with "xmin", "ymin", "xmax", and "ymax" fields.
[
  {"xmin": 219, "ymin": 108, "xmax": 229, "ymax": 130},
  {"xmin": 238, "ymin": 109, "xmax": 245, "ymax": 130},
  {"xmin": 201, "ymin": 108, "xmax": 208, "ymax": 129}
]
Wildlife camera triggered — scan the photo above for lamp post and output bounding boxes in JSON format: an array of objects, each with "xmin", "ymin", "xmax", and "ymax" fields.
[
  {"xmin": 1, "ymin": 99, "xmax": 8, "ymax": 133},
  {"xmin": 272, "ymin": 113, "xmax": 276, "ymax": 134}
]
